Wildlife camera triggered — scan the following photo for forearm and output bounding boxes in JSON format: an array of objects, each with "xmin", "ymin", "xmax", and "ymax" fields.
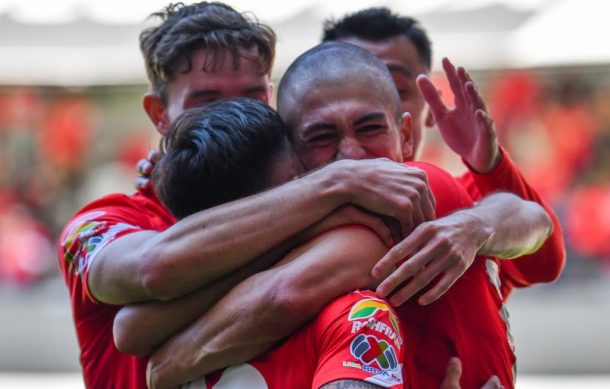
[
  {"xmin": 464, "ymin": 148, "xmax": 565, "ymax": 284},
  {"xmin": 463, "ymin": 192, "xmax": 553, "ymax": 259},
  {"xmin": 114, "ymin": 242, "xmax": 292, "ymax": 356},
  {"xmin": 147, "ymin": 227, "xmax": 387, "ymax": 388}
]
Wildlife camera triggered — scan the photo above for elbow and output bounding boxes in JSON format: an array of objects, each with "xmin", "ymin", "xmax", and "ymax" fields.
[
  {"xmin": 138, "ymin": 246, "xmax": 181, "ymax": 302},
  {"xmin": 113, "ymin": 309, "xmax": 154, "ymax": 356},
  {"xmin": 264, "ymin": 274, "xmax": 324, "ymax": 338}
]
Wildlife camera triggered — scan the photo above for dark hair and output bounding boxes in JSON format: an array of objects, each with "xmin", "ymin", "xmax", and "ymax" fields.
[
  {"xmin": 277, "ymin": 42, "xmax": 402, "ymax": 127},
  {"xmin": 140, "ymin": 2, "xmax": 276, "ymax": 102},
  {"xmin": 322, "ymin": 7, "xmax": 432, "ymax": 70},
  {"xmin": 153, "ymin": 98, "xmax": 290, "ymax": 219}
]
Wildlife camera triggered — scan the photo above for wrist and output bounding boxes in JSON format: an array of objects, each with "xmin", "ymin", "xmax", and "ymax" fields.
[
  {"xmin": 458, "ymin": 208, "xmax": 495, "ymax": 253},
  {"xmin": 310, "ymin": 160, "xmax": 355, "ymax": 207}
]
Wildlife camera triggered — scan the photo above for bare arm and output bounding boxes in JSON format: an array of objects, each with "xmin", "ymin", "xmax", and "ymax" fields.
[
  {"xmin": 88, "ymin": 158, "xmax": 435, "ymax": 305},
  {"xmin": 373, "ymin": 192, "xmax": 552, "ymax": 305},
  {"xmin": 146, "ymin": 226, "xmax": 389, "ymax": 388},
  {"xmin": 113, "ymin": 205, "xmax": 390, "ymax": 356}
]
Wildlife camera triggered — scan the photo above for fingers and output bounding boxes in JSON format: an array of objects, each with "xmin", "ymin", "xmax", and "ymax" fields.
[
  {"xmin": 385, "ymin": 249, "xmax": 451, "ymax": 306},
  {"xmin": 147, "ymin": 149, "xmax": 162, "ymax": 163},
  {"xmin": 464, "ymin": 79, "xmax": 488, "ymax": 113},
  {"xmin": 442, "ymin": 57, "xmax": 467, "ymax": 107},
  {"xmin": 135, "ymin": 176, "xmax": 153, "ymax": 191},
  {"xmin": 418, "ymin": 267, "xmax": 463, "ymax": 305},
  {"xmin": 371, "ymin": 231, "xmax": 421, "ymax": 279},
  {"xmin": 440, "ymin": 357, "xmax": 462, "ymax": 389},
  {"xmin": 417, "ymin": 74, "xmax": 447, "ymax": 120}
]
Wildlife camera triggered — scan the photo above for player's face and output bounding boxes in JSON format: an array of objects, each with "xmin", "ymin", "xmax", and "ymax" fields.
[
  {"xmin": 339, "ymin": 36, "xmax": 429, "ymax": 160},
  {"xmin": 287, "ymin": 82, "xmax": 412, "ymax": 171},
  {"xmin": 161, "ymin": 47, "xmax": 272, "ymax": 132}
]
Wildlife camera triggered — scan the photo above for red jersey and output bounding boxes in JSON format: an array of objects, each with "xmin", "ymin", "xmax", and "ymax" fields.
[
  {"xmin": 457, "ymin": 147, "xmax": 566, "ymax": 298},
  {"xmin": 58, "ymin": 188, "xmax": 175, "ymax": 389},
  {"xmin": 186, "ymin": 290, "xmax": 405, "ymax": 389},
  {"xmin": 404, "ymin": 161, "xmax": 515, "ymax": 389}
]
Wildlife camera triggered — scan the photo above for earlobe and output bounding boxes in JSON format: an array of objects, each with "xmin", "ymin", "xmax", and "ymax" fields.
[
  {"xmin": 143, "ymin": 93, "xmax": 169, "ymax": 135},
  {"xmin": 400, "ymin": 112, "xmax": 414, "ymax": 160}
]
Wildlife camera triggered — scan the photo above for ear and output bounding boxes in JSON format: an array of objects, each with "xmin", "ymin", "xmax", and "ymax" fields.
[
  {"xmin": 399, "ymin": 112, "xmax": 414, "ymax": 160},
  {"xmin": 143, "ymin": 93, "xmax": 170, "ymax": 135}
]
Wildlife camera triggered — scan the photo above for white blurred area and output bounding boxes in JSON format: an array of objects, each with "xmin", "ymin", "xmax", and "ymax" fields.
[
  {"xmin": 1, "ymin": 0, "xmax": 610, "ymax": 387},
  {"xmin": 1, "ymin": 0, "xmax": 609, "ymax": 85}
]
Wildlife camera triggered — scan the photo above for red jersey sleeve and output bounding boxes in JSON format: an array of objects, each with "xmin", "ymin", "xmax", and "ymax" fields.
[
  {"xmin": 457, "ymin": 147, "xmax": 566, "ymax": 298},
  {"xmin": 59, "ymin": 191, "xmax": 174, "ymax": 303},
  {"xmin": 311, "ymin": 291, "xmax": 405, "ymax": 389}
]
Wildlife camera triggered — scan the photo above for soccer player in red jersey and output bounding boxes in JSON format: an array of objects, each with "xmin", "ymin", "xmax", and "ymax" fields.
[
  {"xmin": 59, "ymin": 3, "xmax": 553, "ymax": 388},
  {"xmin": 322, "ymin": 8, "xmax": 565, "ymax": 302}
]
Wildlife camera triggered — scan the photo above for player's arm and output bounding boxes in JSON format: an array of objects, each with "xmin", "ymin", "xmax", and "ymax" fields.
[
  {"xmin": 146, "ymin": 225, "xmax": 389, "ymax": 388},
  {"xmin": 88, "ymin": 158, "xmax": 435, "ymax": 305},
  {"xmin": 372, "ymin": 192, "xmax": 553, "ymax": 306},
  {"xmin": 418, "ymin": 57, "xmax": 565, "ymax": 291},
  {"xmin": 113, "ymin": 205, "xmax": 387, "ymax": 356}
]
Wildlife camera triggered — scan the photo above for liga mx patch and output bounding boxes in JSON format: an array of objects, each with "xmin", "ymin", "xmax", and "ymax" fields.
[{"xmin": 347, "ymin": 334, "xmax": 403, "ymax": 387}]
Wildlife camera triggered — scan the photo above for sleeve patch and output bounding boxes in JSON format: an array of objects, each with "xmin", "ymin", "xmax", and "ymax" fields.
[
  {"xmin": 62, "ymin": 211, "xmax": 140, "ymax": 275},
  {"xmin": 343, "ymin": 297, "xmax": 404, "ymax": 387}
]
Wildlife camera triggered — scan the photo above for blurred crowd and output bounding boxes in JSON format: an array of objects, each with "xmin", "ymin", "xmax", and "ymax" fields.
[{"xmin": 1, "ymin": 66, "xmax": 609, "ymax": 287}]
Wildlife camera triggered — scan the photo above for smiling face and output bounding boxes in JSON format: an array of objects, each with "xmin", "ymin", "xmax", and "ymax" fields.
[
  {"xmin": 338, "ymin": 36, "xmax": 431, "ymax": 160},
  {"xmin": 284, "ymin": 80, "xmax": 412, "ymax": 171}
]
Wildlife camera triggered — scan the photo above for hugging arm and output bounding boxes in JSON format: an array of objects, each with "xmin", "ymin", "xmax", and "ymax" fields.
[
  {"xmin": 146, "ymin": 225, "xmax": 389, "ymax": 388},
  {"xmin": 88, "ymin": 158, "xmax": 434, "ymax": 305},
  {"xmin": 372, "ymin": 192, "xmax": 552, "ymax": 306}
]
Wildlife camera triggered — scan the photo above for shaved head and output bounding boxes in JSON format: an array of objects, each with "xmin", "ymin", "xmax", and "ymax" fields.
[{"xmin": 277, "ymin": 42, "xmax": 402, "ymax": 129}]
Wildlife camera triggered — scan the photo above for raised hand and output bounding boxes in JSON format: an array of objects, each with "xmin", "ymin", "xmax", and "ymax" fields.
[{"xmin": 417, "ymin": 57, "xmax": 500, "ymax": 173}]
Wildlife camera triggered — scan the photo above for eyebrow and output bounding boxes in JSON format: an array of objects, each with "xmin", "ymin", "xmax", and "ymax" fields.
[
  {"xmin": 302, "ymin": 122, "xmax": 336, "ymax": 138},
  {"xmin": 387, "ymin": 64, "xmax": 414, "ymax": 79},
  {"xmin": 353, "ymin": 112, "xmax": 387, "ymax": 127}
]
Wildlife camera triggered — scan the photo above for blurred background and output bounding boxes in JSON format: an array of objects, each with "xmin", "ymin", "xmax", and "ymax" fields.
[{"xmin": 0, "ymin": 0, "xmax": 609, "ymax": 387}]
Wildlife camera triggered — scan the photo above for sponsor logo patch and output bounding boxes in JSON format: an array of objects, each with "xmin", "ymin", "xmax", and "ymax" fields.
[{"xmin": 349, "ymin": 298, "xmax": 403, "ymax": 348}]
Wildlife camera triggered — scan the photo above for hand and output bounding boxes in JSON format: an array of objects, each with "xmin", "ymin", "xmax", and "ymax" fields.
[
  {"xmin": 295, "ymin": 205, "xmax": 398, "ymax": 248},
  {"xmin": 135, "ymin": 149, "xmax": 161, "ymax": 191},
  {"xmin": 371, "ymin": 209, "xmax": 492, "ymax": 305},
  {"xmin": 330, "ymin": 158, "xmax": 436, "ymax": 237},
  {"xmin": 440, "ymin": 357, "xmax": 504, "ymax": 389},
  {"xmin": 417, "ymin": 57, "xmax": 500, "ymax": 173}
]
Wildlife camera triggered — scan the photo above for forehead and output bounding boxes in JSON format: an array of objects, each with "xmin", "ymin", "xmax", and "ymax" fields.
[
  {"xmin": 339, "ymin": 36, "xmax": 428, "ymax": 79},
  {"xmin": 168, "ymin": 47, "xmax": 268, "ymax": 90},
  {"xmin": 291, "ymin": 81, "xmax": 397, "ymax": 125}
]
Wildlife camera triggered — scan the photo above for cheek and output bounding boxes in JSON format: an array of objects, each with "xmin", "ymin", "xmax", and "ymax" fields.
[{"xmin": 293, "ymin": 143, "xmax": 335, "ymax": 171}]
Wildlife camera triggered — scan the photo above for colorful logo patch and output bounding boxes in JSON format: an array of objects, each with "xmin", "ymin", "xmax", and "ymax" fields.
[
  {"xmin": 350, "ymin": 334, "xmax": 398, "ymax": 371},
  {"xmin": 348, "ymin": 298, "xmax": 400, "ymax": 335}
]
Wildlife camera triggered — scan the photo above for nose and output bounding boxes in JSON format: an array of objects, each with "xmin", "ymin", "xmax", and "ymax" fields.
[{"xmin": 337, "ymin": 136, "xmax": 367, "ymax": 160}]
